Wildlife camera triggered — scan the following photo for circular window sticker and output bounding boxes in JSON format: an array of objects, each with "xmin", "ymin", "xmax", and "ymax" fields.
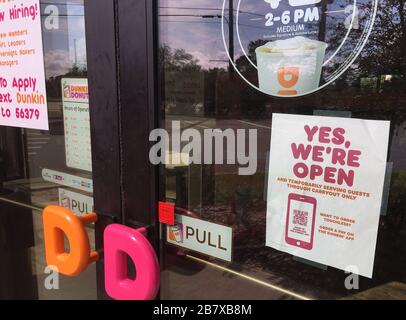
[{"xmin": 221, "ymin": 0, "xmax": 378, "ymax": 97}]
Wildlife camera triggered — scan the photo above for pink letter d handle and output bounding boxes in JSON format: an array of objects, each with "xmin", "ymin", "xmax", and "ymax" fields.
[{"xmin": 104, "ymin": 224, "xmax": 160, "ymax": 300}]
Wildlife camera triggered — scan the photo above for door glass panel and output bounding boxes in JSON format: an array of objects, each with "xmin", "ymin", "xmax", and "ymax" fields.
[
  {"xmin": 0, "ymin": 0, "xmax": 95, "ymax": 299},
  {"xmin": 159, "ymin": 0, "xmax": 406, "ymax": 299}
]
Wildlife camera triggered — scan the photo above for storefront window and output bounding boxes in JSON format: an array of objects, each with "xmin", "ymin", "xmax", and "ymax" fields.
[
  {"xmin": 0, "ymin": 0, "xmax": 405, "ymax": 301},
  {"xmin": 0, "ymin": 0, "xmax": 95, "ymax": 299},
  {"xmin": 159, "ymin": 0, "xmax": 406, "ymax": 299}
]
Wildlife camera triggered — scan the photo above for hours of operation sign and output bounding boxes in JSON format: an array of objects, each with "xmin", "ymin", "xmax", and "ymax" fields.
[
  {"xmin": 62, "ymin": 78, "xmax": 92, "ymax": 172},
  {"xmin": 0, "ymin": 0, "xmax": 48, "ymax": 130}
]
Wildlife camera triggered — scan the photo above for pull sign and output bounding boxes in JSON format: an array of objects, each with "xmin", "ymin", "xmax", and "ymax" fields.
[
  {"xmin": 43, "ymin": 206, "xmax": 98, "ymax": 276},
  {"xmin": 104, "ymin": 224, "xmax": 160, "ymax": 300}
]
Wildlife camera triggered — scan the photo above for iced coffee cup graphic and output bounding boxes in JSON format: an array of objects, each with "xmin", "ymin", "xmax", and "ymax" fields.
[
  {"xmin": 61, "ymin": 197, "xmax": 70, "ymax": 210},
  {"xmin": 255, "ymin": 36, "xmax": 327, "ymax": 96},
  {"xmin": 169, "ymin": 224, "xmax": 183, "ymax": 243}
]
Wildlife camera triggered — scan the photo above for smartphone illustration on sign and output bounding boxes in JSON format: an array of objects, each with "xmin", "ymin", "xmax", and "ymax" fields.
[{"xmin": 285, "ymin": 193, "xmax": 317, "ymax": 250}]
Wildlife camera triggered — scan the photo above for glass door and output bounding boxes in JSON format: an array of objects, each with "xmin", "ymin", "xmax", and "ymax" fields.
[
  {"xmin": 0, "ymin": 0, "xmax": 159, "ymax": 301},
  {"xmin": 0, "ymin": 0, "xmax": 96, "ymax": 299},
  {"xmin": 158, "ymin": 0, "xmax": 406, "ymax": 300}
]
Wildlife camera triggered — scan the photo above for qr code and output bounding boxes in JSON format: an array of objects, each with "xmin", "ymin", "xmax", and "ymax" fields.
[{"xmin": 293, "ymin": 210, "xmax": 308, "ymax": 226}]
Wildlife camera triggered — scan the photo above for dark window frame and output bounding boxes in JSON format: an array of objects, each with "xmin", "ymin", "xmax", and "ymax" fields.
[{"xmin": 85, "ymin": 0, "xmax": 160, "ymax": 300}]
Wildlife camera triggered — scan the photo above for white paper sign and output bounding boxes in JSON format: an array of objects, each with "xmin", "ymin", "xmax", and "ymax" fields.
[
  {"xmin": 167, "ymin": 214, "xmax": 233, "ymax": 261},
  {"xmin": 0, "ymin": 0, "xmax": 48, "ymax": 130},
  {"xmin": 266, "ymin": 114, "xmax": 390, "ymax": 278},
  {"xmin": 62, "ymin": 78, "xmax": 92, "ymax": 172}
]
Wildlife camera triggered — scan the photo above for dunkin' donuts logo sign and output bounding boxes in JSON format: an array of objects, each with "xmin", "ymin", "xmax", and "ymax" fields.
[
  {"xmin": 222, "ymin": 0, "xmax": 378, "ymax": 97},
  {"xmin": 62, "ymin": 81, "xmax": 89, "ymax": 101}
]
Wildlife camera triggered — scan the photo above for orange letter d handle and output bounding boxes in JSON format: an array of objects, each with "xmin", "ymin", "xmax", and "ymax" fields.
[{"xmin": 43, "ymin": 206, "xmax": 99, "ymax": 276}]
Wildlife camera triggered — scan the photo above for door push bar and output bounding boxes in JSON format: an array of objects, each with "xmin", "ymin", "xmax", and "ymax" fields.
[{"xmin": 42, "ymin": 206, "xmax": 160, "ymax": 300}]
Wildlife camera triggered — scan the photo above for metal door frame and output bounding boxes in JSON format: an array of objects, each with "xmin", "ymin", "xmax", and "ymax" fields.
[{"xmin": 85, "ymin": 0, "xmax": 160, "ymax": 300}]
